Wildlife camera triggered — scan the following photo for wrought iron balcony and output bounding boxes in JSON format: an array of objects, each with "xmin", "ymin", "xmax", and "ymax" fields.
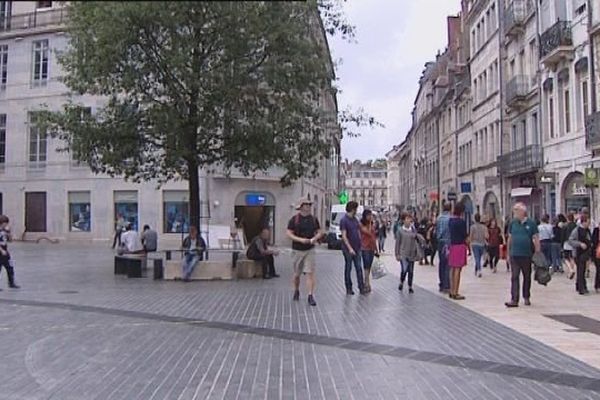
[
  {"xmin": 504, "ymin": 0, "xmax": 533, "ymax": 37},
  {"xmin": 0, "ymin": 8, "xmax": 67, "ymax": 34},
  {"xmin": 506, "ymin": 75, "xmax": 529, "ymax": 109},
  {"xmin": 497, "ymin": 144, "xmax": 542, "ymax": 177},
  {"xmin": 585, "ymin": 111, "xmax": 600, "ymax": 149},
  {"xmin": 539, "ymin": 20, "xmax": 574, "ymax": 67}
]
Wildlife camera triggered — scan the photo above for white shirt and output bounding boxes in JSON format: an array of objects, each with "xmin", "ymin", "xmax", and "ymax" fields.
[
  {"xmin": 538, "ymin": 223, "xmax": 554, "ymax": 241},
  {"xmin": 121, "ymin": 230, "xmax": 143, "ymax": 253}
]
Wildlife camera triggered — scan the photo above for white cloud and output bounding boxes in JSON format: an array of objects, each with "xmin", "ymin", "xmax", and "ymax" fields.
[{"xmin": 330, "ymin": 0, "xmax": 461, "ymax": 161}]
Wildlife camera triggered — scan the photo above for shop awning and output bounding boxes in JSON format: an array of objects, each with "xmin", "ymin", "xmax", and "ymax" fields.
[{"xmin": 511, "ymin": 187, "xmax": 533, "ymax": 198}]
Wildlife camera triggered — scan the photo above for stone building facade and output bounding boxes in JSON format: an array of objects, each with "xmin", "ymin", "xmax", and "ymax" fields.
[
  {"xmin": 0, "ymin": 1, "xmax": 341, "ymax": 245},
  {"xmin": 343, "ymin": 161, "xmax": 388, "ymax": 210}
]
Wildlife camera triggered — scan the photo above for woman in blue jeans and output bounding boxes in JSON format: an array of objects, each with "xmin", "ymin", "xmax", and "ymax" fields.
[
  {"xmin": 394, "ymin": 213, "xmax": 424, "ymax": 293},
  {"xmin": 469, "ymin": 214, "xmax": 488, "ymax": 278}
]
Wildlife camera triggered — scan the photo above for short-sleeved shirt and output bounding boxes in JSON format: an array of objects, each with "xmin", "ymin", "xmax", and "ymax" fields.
[
  {"xmin": 288, "ymin": 214, "xmax": 321, "ymax": 251},
  {"xmin": 509, "ymin": 218, "xmax": 538, "ymax": 257},
  {"xmin": 340, "ymin": 214, "xmax": 362, "ymax": 253},
  {"xmin": 360, "ymin": 222, "xmax": 377, "ymax": 252},
  {"xmin": 449, "ymin": 217, "xmax": 468, "ymax": 245},
  {"xmin": 141, "ymin": 229, "xmax": 158, "ymax": 251}
]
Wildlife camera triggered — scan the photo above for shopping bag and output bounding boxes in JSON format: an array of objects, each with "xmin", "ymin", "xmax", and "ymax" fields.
[{"xmin": 371, "ymin": 257, "xmax": 387, "ymax": 279}]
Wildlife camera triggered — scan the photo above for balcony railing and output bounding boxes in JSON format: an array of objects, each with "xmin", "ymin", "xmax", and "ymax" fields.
[
  {"xmin": 497, "ymin": 144, "xmax": 542, "ymax": 177},
  {"xmin": 506, "ymin": 75, "xmax": 529, "ymax": 107},
  {"xmin": 504, "ymin": 0, "xmax": 533, "ymax": 36},
  {"xmin": 0, "ymin": 8, "xmax": 67, "ymax": 34},
  {"xmin": 585, "ymin": 111, "xmax": 600, "ymax": 149},
  {"xmin": 540, "ymin": 20, "xmax": 573, "ymax": 60}
]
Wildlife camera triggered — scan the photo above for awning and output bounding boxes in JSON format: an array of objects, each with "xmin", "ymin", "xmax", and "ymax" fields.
[{"xmin": 511, "ymin": 187, "xmax": 533, "ymax": 198}]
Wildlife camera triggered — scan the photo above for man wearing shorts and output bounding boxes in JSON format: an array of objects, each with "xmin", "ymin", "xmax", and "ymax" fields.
[{"xmin": 287, "ymin": 196, "xmax": 323, "ymax": 306}]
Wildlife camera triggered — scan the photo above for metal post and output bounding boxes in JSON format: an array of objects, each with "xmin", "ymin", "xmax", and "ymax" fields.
[
  {"xmin": 498, "ymin": 0, "xmax": 506, "ymax": 219},
  {"xmin": 589, "ymin": 0, "xmax": 598, "ymax": 114}
]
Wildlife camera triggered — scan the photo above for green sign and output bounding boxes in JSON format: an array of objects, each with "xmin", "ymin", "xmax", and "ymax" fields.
[
  {"xmin": 338, "ymin": 191, "xmax": 348, "ymax": 204},
  {"xmin": 585, "ymin": 168, "xmax": 599, "ymax": 187}
]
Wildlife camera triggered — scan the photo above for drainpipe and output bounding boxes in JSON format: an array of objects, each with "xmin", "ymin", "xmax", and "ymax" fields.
[
  {"xmin": 437, "ymin": 119, "xmax": 441, "ymax": 215},
  {"xmin": 588, "ymin": 0, "xmax": 598, "ymax": 222},
  {"xmin": 498, "ymin": 0, "xmax": 506, "ymax": 219}
]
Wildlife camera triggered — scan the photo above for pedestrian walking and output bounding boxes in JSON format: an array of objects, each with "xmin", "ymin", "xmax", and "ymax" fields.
[
  {"xmin": 427, "ymin": 215, "xmax": 438, "ymax": 266},
  {"xmin": 469, "ymin": 214, "xmax": 488, "ymax": 278},
  {"xmin": 111, "ymin": 213, "xmax": 127, "ymax": 249},
  {"xmin": 377, "ymin": 217, "xmax": 387, "ymax": 253},
  {"xmin": 340, "ymin": 201, "xmax": 367, "ymax": 295},
  {"xmin": 487, "ymin": 218, "xmax": 502, "ymax": 273},
  {"xmin": 418, "ymin": 217, "xmax": 430, "ymax": 265},
  {"xmin": 569, "ymin": 215, "xmax": 592, "ymax": 295},
  {"xmin": 562, "ymin": 213, "xmax": 578, "ymax": 280},
  {"xmin": 141, "ymin": 224, "xmax": 158, "ymax": 253},
  {"xmin": 538, "ymin": 215, "xmax": 554, "ymax": 268},
  {"xmin": 436, "ymin": 202, "xmax": 452, "ymax": 293},
  {"xmin": 0, "ymin": 215, "xmax": 20, "ymax": 289},
  {"xmin": 360, "ymin": 209, "xmax": 379, "ymax": 293},
  {"xmin": 286, "ymin": 196, "xmax": 323, "ymax": 306},
  {"xmin": 246, "ymin": 227, "xmax": 280, "ymax": 279},
  {"xmin": 394, "ymin": 213, "xmax": 424, "ymax": 294},
  {"xmin": 591, "ymin": 221, "xmax": 600, "ymax": 292},
  {"xmin": 505, "ymin": 203, "xmax": 541, "ymax": 308},
  {"xmin": 181, "ymin": 225, "xmax": 206, "ymax": 282},
  {"xmin": 448, "ymin": 202, "xmax": 468, "ymax": 300},
  {"xmin": 552, "ymin": 216, "xmax": 564, "ymax": 273}
]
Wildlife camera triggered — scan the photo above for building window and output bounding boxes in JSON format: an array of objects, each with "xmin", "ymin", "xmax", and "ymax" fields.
[
  {"xmin": 69, "ymin": 191, "xmax": 91, "ymax": 232},
  {"xmin": 114, "ymin": 191, "xmax": 138, "ymax": 232},
  {"xmin": 0, "ymin": 44, "xmax": 6, "ymax": 90},
  {"xmin": 511, "ymin": 124, "xmax": 517, "ymax": 150},
  {"xmin": 36, "ymin": 1, "xmax": 52, "ymax": 9},
  {"xmin": 32, "ymin": 39, "xmax": 49, "ymax": 86},
  {"xmin": 564, "ymin": 89, "xmax": 571, "ymax": 134},
  {"xmin": 163, "ymin": 190, "xmax": 189, "ymax": 233},
  {"xmin": 532, "ymin": 112, "xmax": 538, "ymax": 144},
  {"xmin": 582, "ymin": 81, "xmax": 589, "ymax": 119},
  {"xmin": 0, "ymin": 114, "xmax": 4, "ymax": 165},
  {"xmin": 520, "ymin": 120, "xmax": 527, "ymax": 148},
  {"xmin": 28, "ymin": 112, "xmax": 47, "ymax": 167}
]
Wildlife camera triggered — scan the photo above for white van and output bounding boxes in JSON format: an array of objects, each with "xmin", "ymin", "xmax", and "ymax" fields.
[{"xmin": 326, "ymin": 204, "xmax": 364, "ymax": 250}]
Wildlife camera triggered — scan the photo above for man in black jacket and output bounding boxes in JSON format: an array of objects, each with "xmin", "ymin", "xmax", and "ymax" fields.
[{"xmin": 247, "ymin": 227, "xmax": 280, "ymax": 279}]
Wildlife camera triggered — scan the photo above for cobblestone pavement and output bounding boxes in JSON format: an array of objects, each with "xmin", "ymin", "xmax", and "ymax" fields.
[{"xmin": 1, "ymin": 242, "xmax": 600, "ymax": 399}]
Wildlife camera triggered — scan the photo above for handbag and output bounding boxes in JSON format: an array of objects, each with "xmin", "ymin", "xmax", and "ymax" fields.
[{"xmin": 371, "ymin": 257, "xmax": 387, "ymax": 279}]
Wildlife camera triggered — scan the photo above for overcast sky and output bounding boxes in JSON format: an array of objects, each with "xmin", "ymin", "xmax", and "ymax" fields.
[{"xmin": 330, "ymin": 0, "xmax": 461, "ymax": 162}]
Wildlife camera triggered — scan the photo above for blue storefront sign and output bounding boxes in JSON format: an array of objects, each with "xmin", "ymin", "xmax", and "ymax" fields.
[
  {"xmin": 460, "ymin": 182, "xmax": 472, "ymax": 193},
  {"xmin": 245, "ymin": 193, "xmax": 267, "ymax": 206}
]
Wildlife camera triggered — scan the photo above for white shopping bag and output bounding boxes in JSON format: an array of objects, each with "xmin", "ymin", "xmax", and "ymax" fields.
[{"xmin": 371, "ymin": 257, "xmax": 387, "ymax": 279}]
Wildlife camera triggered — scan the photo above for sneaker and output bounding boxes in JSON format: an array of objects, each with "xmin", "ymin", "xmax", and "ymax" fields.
[
  {"xmin": 346, "ymin": 289, "xmax": 355, "ymax": 295},
  {"xmin": 408, "ymin": 287, "xmax": 414, "ymax": 294},
  {"xmin": 398, "ymin": 283, "xmax": 403, "ymax": 292},
  {"xmin": 453, "ymin": 294, "xmax": 465, "ymax": 300},
  {"xmin": 524, "ymin": 299, "xmax": 531, "ymax": 306},
  {"xmin": 505, "ymin": 301, "xmax": 519, "ymax": 308},
  {"xmin": 308, "ymin": 295, "xmax": 317, "ymax": 306},
  {"xmin": 293, "ymin": 290, "xmax": 300, "ymax": 301},
  {"xmin": 478, "ymin": 273, "xmax": 482, "ymax": 278},
  {"xmin": 8, "ymin": 284, "xmax": 20, "ymax": 289}
]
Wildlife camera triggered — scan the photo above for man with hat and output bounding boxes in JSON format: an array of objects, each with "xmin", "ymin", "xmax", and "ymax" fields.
[{"xmin": 287, "ymin": 196, "xmax": 323, "ymax": 306}]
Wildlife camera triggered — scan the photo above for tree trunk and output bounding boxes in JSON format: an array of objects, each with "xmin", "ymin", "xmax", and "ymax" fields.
[{"xmin": 187, "ymin": 158, "xmax": 201, "ymax": 232}]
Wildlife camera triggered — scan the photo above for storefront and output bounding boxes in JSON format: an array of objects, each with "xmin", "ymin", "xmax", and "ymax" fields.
[
  {"xmin": 561, "ymin": 172, "xmax": 590, "ymax": 215},
  {"xmin": 509, "ymin": 174, "xmax": 543, "ymax": 220},
  {"xmin": 482, "ymin": 191, "xmax": 499, "ymax": 220},
  {"xmin": 234, "ymin": 191, "xmax": 276, "ymax": 244}
]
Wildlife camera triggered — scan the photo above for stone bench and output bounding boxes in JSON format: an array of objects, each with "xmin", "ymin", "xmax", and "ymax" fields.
[
  {"xmin": 114, "ymin": 255, "xmax": 147, "ymax": 278},
  {"xmin": 163, "ymin": 259, "xmax": 233, "ymax": 281},
  {"xmin": 236, "ymin": 259, "xmax": 263, "ymax": 279}
]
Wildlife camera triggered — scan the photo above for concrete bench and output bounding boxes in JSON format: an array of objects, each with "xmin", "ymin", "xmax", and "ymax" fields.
[
  {"xmin": 114, "ymin": 255, "xmax": 147, "ymax": 278},
  {"xmin": 236, "ymin": 259, "xmax": 263, "ymax": 279},
  {"xmin": 163, "ymin": 259, "xmax": 233, "ymax": 281}
]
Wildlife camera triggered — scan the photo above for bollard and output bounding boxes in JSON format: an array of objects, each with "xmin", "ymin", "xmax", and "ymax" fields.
[{"xmin": 153, "ymin": 259, "xmax": 164, "ymax": 280}]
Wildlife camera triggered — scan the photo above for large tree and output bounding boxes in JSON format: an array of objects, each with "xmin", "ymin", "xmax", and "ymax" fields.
[{"xmin": 41, "ymin": 1, "xmax": 359, "ymax": 229}]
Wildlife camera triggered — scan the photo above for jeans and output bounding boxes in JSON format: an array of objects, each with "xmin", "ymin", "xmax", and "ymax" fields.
[
  {"xmin": 472, "ymin": 244, "xmax": 485, "ymax": 273},
  {"xmin": 343, "ymin": 249, "xmax": 364, "ymax": 291},
  {"xmin": 0, "ymin": 255, "xmax": 16, "ymax": 286},
  {"xmin": 254, "ymin": 254, "xmax": 276, "ymax": 277},
  {"xmin": 438, "ymin": 242, "xmax": 450, "ymax": 290},
  {"xmin": 576, "ymin": 256, "xmax": 589, "ymax": 294},
  {"xmin": 594, "ymin": 258, "xmax": 600, "ymax": 290},
  {"xmin": 182, "ymin": 252, "xmax": 201, "ymax": 280},
  {"xmin": 551, "ymin": 243, "xmax": 562, "ymax": 270},
  {"xmin": 362, "ymin": 250, "xmax": 375, "ymax": 270},
  {"xmin": 400, "ymin": 258, "xmax": 415, "ymax": 287},
  {"xmin": 510, "ymin": 256, "xmax": 532, "ymax": 302},
  {"xmin": 541, "ymin": 241, "xmax": 553, "ymax": 269}
]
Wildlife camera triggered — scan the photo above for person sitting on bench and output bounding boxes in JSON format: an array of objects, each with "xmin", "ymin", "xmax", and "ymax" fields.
[
  {"xmin": 141, "ymin": 224, "xmax": 158, "ymax": 253},
  {"xmin": 181, "ymin": 225, "xmax": 206, "ymax": 282},
  {"xmin": 118, "ymin": 224, "xmax": 145, "ymax": 255},
  {"xmin": 247, "ymin": 227, "xmax": 280, "ymax": 279}
]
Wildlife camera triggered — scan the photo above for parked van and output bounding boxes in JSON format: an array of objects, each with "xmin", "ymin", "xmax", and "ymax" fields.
[{"xmin": 326, "ymin": 204, "xmax": 364, "ymax": 250}]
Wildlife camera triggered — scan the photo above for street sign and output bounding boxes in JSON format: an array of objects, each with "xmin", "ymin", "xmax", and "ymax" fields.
[
  {"xmin": 460, "ymin": 182, "xmax": 472, "ymax": 193},
  {"xmin": 447, "ymin": 192, "xmax": 457, "ymax": 201},
  {"xmin": 585, "ymin": 168, "xmax": 599, "ymax": 187},
  {"xmin": 245, "ymin": 194, "xmax": 266, "ymax": 206}
]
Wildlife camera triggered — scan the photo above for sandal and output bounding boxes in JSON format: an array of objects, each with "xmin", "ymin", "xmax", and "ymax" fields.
[{"xmin": 454, "ymin": 294, "xmax": 465, "ymax": 300}]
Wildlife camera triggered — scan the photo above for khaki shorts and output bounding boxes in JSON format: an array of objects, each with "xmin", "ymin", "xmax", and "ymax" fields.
[{"xmin": 293, "ymin": 248, "xmax": 316, "ymax": 275}]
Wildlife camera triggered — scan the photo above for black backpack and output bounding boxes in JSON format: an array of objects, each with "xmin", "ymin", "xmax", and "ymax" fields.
[{"xmin": 246, "ymin": 238, "xmax": 261, "ymax": 260}]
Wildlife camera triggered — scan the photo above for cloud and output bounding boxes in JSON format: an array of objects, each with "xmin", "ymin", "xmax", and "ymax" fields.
[{"xmin": 330, "ymin": 0, "xmax": 461, "ymax": 161}]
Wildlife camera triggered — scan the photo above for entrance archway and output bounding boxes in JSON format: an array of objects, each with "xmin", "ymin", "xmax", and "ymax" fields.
[
  {"xmin": 561, "ymin": 172, "xmax": 589, "ymax": 214},
  {"xmin": 482, "ymin": 191, "xmax": 499, "ymax": 220},
  {"xmin": 234, "ymin": 191, "xmax": 276, "ymax": 244}
]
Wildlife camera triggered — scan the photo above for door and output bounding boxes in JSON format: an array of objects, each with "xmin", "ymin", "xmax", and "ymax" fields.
[{"xmin": 25, "ymin": 192, "xmax": 46, "ymax": 232}]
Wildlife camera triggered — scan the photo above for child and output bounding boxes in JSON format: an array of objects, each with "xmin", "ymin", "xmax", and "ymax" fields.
[{"xmin": 0, "ymin": 215, "xmax": 20, "ymax": 289}]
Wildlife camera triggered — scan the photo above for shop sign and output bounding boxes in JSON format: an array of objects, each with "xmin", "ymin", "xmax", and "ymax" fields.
[
  {"xmin": 571, "ymin": 183, "xmax": 589, "ymax": 197},
  {"xmin": 460, "ymin": 182, "xmax": 472, "ymax": 193},
  {"xmin": 429, "ymin": 192, "xmax": 439, "ymax": 201},
  {"xmin": 447, "ymin": 191, "xmax": 457, "ymax": 201},
  {"xmin": 519, "ymin": 176, "xmax": 537, "ymax": 187},
  {"xmin": 245, "ymin": 193, "xmax": 266, "ymax": 206},
  {"xmin": 539, "ymin": 172, "xmax": 556, "ymax": 185},
  {"xmin": 584, "ymin": 168, "xmax": 599, "ymax": 187}
]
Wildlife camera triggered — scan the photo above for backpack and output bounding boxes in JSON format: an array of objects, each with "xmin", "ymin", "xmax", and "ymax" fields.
[
  {"xmin": 292, "ymin": 213, "xmax": 317, "ymax": 237},
  {"xmin": 246, "ymin": 238, "xmax": 261, "ymax": 260}
]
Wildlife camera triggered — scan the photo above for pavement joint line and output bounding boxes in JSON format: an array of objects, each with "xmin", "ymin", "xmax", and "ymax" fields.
[{"xmin": 2, "ymin": 296, "xmax": 600, "ymax": 393}]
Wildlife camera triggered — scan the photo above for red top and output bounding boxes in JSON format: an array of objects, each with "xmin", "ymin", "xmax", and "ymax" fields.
[
  {"xmin": 360, "ymin": 222, "xmax": 378, "ymax": 251},
  {"xmin": 488, "ymin": 227, "xmax": 501, "ymax": 247}
]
